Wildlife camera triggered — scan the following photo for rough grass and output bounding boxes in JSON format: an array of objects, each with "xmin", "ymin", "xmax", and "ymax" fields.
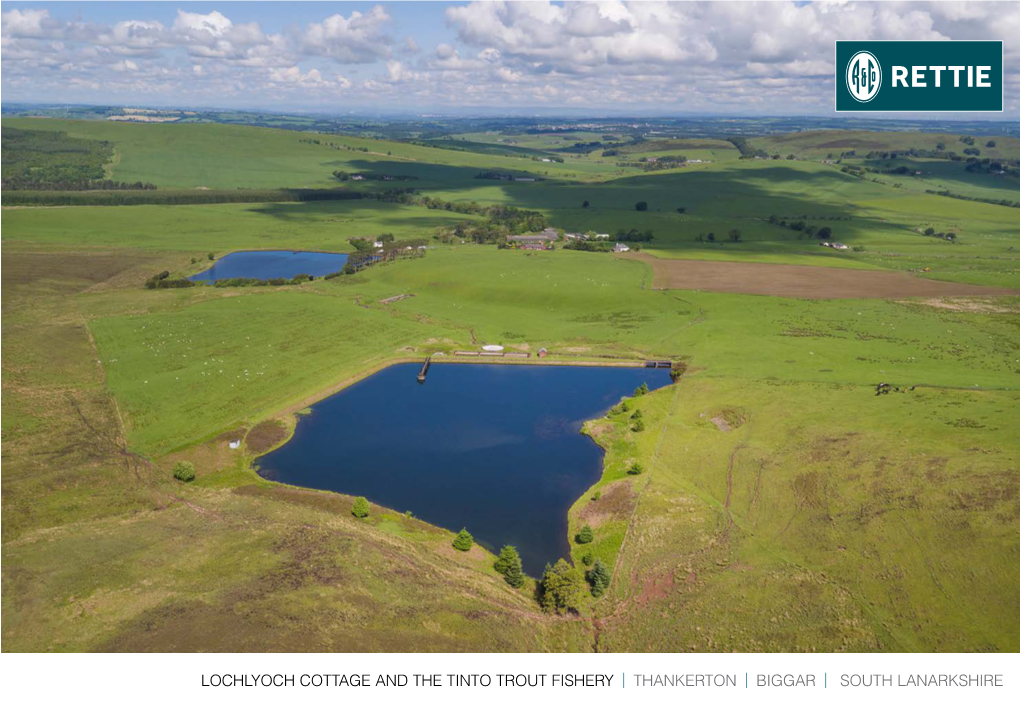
[
  {"xmin": 1, "ymin": 249, "xmax": 588, "ymax": 652},
  {"xmin": 594, "ymin": 377, "xmax": 1020, "ymax": 652}
]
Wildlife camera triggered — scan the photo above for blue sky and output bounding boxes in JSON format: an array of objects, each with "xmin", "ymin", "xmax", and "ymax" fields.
[{"xmin": 3, "ymin": 2, "xmax": 1018, "ymax": 115}]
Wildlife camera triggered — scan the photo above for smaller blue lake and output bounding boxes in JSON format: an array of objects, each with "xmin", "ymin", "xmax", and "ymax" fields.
[
  {"xmin": 257, "ymin": 363, "xmax": 672, "ymax": 575},
  {"xmin": 190, "ymin": 250, "xmax": 348, "ymax": 282}
]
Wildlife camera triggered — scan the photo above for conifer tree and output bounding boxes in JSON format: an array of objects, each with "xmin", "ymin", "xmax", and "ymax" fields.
[
  {"xmin": 453, "ymin": 528, "xmax": 474, "ymax": 551},
  {"xmin": 587, "ymin": 558, "xmax": 612, "ymax": 597},
  {"xmin": 351, "ymin": 496, "xmax": 370, "ymax": 518}
]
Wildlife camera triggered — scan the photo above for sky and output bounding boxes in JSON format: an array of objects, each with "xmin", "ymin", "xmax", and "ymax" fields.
[{"xmin": 2, "ymin": 1, "xmax": 1019, "ymax": 116}]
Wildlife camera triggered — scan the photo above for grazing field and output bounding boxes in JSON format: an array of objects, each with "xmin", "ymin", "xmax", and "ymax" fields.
[
  {"xmin": 2, "ymin": 118, "xmax": 1019, "ymax": 652},
  {"xmin": 755, "ymin": 129, "xmax": 1020, "ymax": 161}
]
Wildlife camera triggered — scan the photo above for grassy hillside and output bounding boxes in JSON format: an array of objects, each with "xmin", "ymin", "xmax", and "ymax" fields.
[
  {"xmin": 0, "ymin": 118, "xmax": 627, "ymax": 189},
  {"xmin": 756, "ymin": 129, "xmax": 1020, "ymax": 160},
  {"xmin": 1, "ymin": 247, "xmax": 589, "ymax": 651}
]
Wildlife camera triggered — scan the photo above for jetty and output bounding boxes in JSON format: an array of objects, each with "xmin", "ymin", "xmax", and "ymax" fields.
[{"xmin": 417, "ymin": 356, "xmax": 431, "ymax": 383}]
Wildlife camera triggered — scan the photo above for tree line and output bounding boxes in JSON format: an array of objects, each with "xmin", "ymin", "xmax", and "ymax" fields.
[{"xmin": 3, "ymin": 187, "xmax": 365, "ymax": 207}]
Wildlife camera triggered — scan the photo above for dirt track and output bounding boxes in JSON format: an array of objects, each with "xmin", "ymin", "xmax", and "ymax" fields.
[{"xmin": 631, "ymin": 254, "xmax": 1019, "ymax": 300}]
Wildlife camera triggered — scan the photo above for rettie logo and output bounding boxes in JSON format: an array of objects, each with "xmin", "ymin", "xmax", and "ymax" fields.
[
  {"xmin": 836, "ymin": 40, "xmax": 1002, "ymax": 112},
  {"xmin": 846, "ymin": 51, "xmax": 881, "ymax": 102}
]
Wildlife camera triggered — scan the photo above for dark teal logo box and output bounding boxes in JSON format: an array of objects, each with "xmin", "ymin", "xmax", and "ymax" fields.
[{"xmin": 835, "ymin": 40, "xmax": 1002, "ymax": 112}]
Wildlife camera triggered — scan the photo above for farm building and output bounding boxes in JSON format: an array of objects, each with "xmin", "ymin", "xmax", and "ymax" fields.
[
  {"xmin": 613, "ymin": 243, "xmax": 631, "ymax": 252},
  {"xmin": 507, "ymin": 228, "xmax": 559, "ymax": 248}
]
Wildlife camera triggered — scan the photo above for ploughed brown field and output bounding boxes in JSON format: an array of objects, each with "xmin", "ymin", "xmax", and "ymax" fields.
[{"xmin": 632, "ymin": 254, "xmax": 1020, "ymax": 300}]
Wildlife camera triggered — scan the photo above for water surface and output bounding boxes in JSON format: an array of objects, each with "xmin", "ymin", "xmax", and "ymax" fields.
[
  {"xmin": 257, "ymin": 362, "xmax": 671, "ymax": 574},
  {"xmin": 190, "ymin": 250, "xmax": 348, "ymax": 282}
]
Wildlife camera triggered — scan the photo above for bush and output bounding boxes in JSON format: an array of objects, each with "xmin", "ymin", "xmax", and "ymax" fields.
[
  {"xmin": 581, "ymin": 550, "xmax": 595, "ymax": 566},
  {"xmin": 591, "ymin": 490, "xmax": 601, "ymax": 501},
  {"xmin": 208, "ymin": 252, "xmax": 215, "ymax": 260},
  {"xmin": 627, "ymin": 462, "xmax": 644, "ymax": 475},
  {"xmin": 172, "ymin": 461, "xmax": 196, "ymax": 482},
  {"xmin": 351, "ymin": 496, "xmax": 370, "ymax": 518},
  {"xmin": 632, "ymin": 419, "xmax": 646, "ymax": 432},
  {"xmin": 634, "ymin": 201, "xmax": 648, "ymax": 211},
  {"xmin": 453, "ymin": 528, "xmax": 474, "ymax": 551},
  {"xmin": 633, "ymin": 382, "xmax": 649, "ymax": 397},
  {"xmin": 587, "ymin": 559, "xmax": 612, "ymax": 597},
  {"xmin": 631, "ymin": 409, "xmax": 643, "ymax": 420},
  {"xmin": 539, "ymin": 559, "xmax": 587, "ymax": 614},
  {"xmin": 576, "ymin": 525, "xmax": 594, "ymax": 544},
  {"xmin": 494, "ymin": 545, "xmax": 524, "ymax": 588}
]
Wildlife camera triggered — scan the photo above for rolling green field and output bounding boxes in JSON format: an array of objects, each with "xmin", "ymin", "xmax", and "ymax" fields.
[
  {"xmin": 755, "ymin": 129, "xmax": 1020, "ymax": 161},
  {"xmin": 2, "ymin": 118, "xmax": 1019, "ymax": 652}
]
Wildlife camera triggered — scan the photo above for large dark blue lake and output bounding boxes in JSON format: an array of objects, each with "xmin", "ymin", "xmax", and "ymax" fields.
[
  {"xmin": 257, "ymin": 362, "xmax": 672, "ymax": 575},
  {"xmin": 190, "ymin": 250, "xmax": 348, "ymax": 282}
]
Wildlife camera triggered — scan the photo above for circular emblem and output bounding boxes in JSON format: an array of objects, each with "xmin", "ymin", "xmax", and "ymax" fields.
[{"xmin": 846, "ymin": 50, "xmax": 881, "ymax": 103}]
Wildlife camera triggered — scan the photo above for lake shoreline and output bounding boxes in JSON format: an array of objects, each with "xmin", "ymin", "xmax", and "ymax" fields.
[{"xmin": 254, "ymin": 361, "xmax": 673, "ymax": 574}]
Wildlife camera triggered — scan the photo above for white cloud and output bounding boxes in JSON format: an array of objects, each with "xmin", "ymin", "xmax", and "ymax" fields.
[
  {"xmin": 1, "ymin": 8, "xmax": 60, "ymax": 38},
  {"xmin": 301, "ymin": 6, "xmax": 392, "ymax": 63}
]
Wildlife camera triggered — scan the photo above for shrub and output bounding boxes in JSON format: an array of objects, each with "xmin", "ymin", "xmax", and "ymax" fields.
[
  {"xmin": 582, "ymin": 200, "xmax": 590, "ymax": 208},
  {"xmin": 587, "ymin": 559, "xmax": 612, "ymax": 597},
  {"xmin": 634, "ymin": 201, "xmax": 648, "ymax": 211},
  {"xmin": 627, "ymin": 462, "xmax": 644, "ymax": 475},
  {"xmin": 591, "ymin": 490, "xmax": 601, "ymax": 501},
  {"xmin": 539, "ymin": 559, "xmax": 587, "ymax": 614},
  {"xmin": 453, "ymin": 528, "xmax": 474, "ymax": 551},
  {"xmin": 581, "ymin": 550, "xmax": 595, "ymax": 566},
  {"xmin": 351, "ymin": 496, "xmax": 370, "ymax": 518},
  {"xmin": 669, "ymin": 362, "xmax": 687, "ymax": 381},
  {"xmin": 208, "ymin": 252, "xmax": 215, "ymax": 260},
  {"xmin": 494, "ymin": 545, "xmax": 524, "ymax": 588},
  {"xmin": 631, "ymin": 409, "xmax": 643, "ymax": 420},
  {"xmin": 576, "ymin": 525, "xmax": 594, "ymax": 544},
  {"xmin": 676, "ymin": 207, "xmax": 686, "ymax": 214},
  {"xmin": 633, "ymin": 382, "xmax": 649, "ymax": 397},
  {"xmin": 632, "ymin": 419, "xmax": 646, "ymax": 432},
  {"xmin": 172, "ymin": 461, "xmax": 196, "ymax": 482}
]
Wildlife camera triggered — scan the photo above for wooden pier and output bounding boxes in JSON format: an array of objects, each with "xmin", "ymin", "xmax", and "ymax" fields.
[{"xmin": 417, "ymin": 356, "xmax": 432, "ymax": 383}]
